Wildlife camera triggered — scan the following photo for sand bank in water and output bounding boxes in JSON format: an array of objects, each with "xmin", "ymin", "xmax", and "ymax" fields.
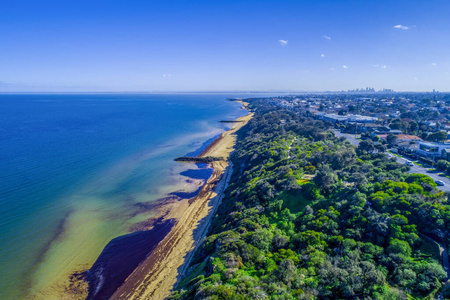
[{"xmin": 110, "ymin": 104, "xmax": 253, "ymax": 300}]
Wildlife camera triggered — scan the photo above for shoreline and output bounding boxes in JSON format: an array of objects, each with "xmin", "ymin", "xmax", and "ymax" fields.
[
  {"xmin": 106, "ymin": 102, "xmax": 253, "ymax": 300},
  {"xmin": 2, "ymin": 97, "xmax": 250, "ymax": 300},
  {"xmin": 26, "ymin": 163, "xmax": 208, "ymax": 300}
]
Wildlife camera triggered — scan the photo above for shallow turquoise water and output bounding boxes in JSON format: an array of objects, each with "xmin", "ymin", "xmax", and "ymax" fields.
[{"xmin": 0, "ymin": 93, "xmax": 249, "ymax": 299}]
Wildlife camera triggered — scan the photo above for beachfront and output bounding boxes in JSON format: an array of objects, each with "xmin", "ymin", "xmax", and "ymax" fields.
[{"xmin": 108, "ymin": 103, "xmax": 253, "ymax": 299}]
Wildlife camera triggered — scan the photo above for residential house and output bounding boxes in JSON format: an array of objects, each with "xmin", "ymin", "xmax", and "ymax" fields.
[
  {"xmin": 397, "ymin": 140, "xmax": 420, "ymax": 155},
  {"xmin": 395, "ymin": 134, "xmax": 422, "ymax": 144}
]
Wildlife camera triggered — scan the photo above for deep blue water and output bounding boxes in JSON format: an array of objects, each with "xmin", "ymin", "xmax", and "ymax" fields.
[{"xmin": 0, "ymin": 93, "xmax": 250, "ymax": 299}]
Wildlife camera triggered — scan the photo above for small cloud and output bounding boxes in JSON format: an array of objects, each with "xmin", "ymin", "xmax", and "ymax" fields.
[
  {"xmin": 330, "ymin": 68, "xmax": 335, "ymax": 71},
  {"xmin": 393, "ymin": 24, "xmax": 409, "ymax": 30},
  {"xmin": 320, "ymin": 53, "xmax": 325, "ymax": 58},
  {"xmin": 323, "ymin": 35, "xmax": 331, "ymax": 40},
  {"xmin": 373, "ymin": 64, "xmax": 387, "ymax": 69},
  {"xmin": 413, "ymin": 77, "xmax": 419, "ymax": 80},
  {"xmin": 431, "ymin": 63, "xmax": 438, "ymax": 66},
  {"xmin": 342, "ymin": 65, "xmax": 348, "ymax": 69},
  {"xmin": 162, "ymin": 74, "xmax": 171, "ymax": 78},
  {"xmin": 278, "ymin": 40, "xmax": 288, "ymax": 46}
]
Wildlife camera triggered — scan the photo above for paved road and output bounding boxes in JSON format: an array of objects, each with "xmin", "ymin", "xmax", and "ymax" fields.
[
  {"xmin": 333, "ymin": 130, "xmax": 360, "ymax": 146},
  {"xmin": 333, "ymin": 130, "xmax": 450, "ymax": 192}
]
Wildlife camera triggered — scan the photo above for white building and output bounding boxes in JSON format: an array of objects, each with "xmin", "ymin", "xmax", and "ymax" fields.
[
  {"xmin": 416, "ymin": 142, "xmax": 450, "ymax": 159},
  {"xmin": 316, "ymin": 113, "xmax": 378, "ymax": 124}
]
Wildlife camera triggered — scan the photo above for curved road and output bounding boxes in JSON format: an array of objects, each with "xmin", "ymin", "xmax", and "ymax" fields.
[{"xmin": 333, "ymin": 130, "xmax": 450, "ymax": 192}]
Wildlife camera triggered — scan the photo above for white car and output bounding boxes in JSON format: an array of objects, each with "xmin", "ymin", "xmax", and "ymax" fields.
[{"xmin": 405, "ymin": 161, "xmax": 414, "ymax": 166}]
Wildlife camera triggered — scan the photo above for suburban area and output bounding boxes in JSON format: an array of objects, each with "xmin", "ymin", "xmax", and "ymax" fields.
[{"xmin": 269, "ymin": 90, "xmax": 450, "ymax": 192}]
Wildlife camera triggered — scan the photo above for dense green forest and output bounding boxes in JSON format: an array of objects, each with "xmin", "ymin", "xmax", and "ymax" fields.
[{"xmin": 170, "ymin": 98, "xmax": 450, "ymax": 300}]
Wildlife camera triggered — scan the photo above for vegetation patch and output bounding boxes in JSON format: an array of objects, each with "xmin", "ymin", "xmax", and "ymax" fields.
[
  {"xmin": 170, "ymin": 98, "xmax": 450, "ymax": 300},
  {"xmin": 277, "ymin": 190, "xmax": 309, "ymax": 214}
]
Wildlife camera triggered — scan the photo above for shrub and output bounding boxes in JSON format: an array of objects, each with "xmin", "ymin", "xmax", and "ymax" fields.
[{"xmin": 304, "ymin": 165, "xmax": 316, "ymax": 174}]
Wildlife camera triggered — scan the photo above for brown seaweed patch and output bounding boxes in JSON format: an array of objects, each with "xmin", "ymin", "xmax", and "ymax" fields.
[{"xmin": 84, "ymin": 217, "xmax": 176, "ymax": 300}]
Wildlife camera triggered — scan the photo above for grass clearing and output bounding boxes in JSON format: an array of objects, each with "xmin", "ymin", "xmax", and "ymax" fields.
[{"xmin": 277, "ymin": 190, "xmax": 310, "ymax": 214}]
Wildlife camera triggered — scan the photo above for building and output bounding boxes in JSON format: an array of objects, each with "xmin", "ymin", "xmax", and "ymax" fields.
[
  {"xmin": 316, "ymin": 113, "xmax": 349, "ymax": 123},
  {"xmin": 316, "ymin": 113, "xmax": 379, "ymax": 124},
  {"xmin": 395, "ymin": 134, "xmax": 423, "ymax": 144},
  {"xmin": 416, "ymin": 142, "xmax": 450, "ymax": 159},
  {"xmin": 377, "ymin": 131, "xmax": 409, "ymax": 142},
  {"xmin": 358, "ymin": 123, "xmax": 386, "ymax": 132},
  {"xmin": 397, "ymin": 141, "xmax": 420, "ymax": 155},
  {"xmin": 371, "ymin": 128, "xmax": 403, "ymax": 138},
  {"xmin": 442, "ymin": 149, "xmax": 450, "ymax": 161}
]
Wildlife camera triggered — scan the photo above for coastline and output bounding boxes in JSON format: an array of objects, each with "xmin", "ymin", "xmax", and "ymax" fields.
[
  {"xmin": 106, "ymin": 102, "xmax": 253, "ymax": 300},
  {"xmin": 0, "ymin": 95, "xmax": 250, "ymax": 300},
  {"xmin": 25, "ymin": 151, "xmax": 210, "ymax": 300}
]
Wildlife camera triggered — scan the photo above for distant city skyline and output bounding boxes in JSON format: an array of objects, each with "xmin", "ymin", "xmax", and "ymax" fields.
[{"xmin": 1, "ymin": 0, "xmax": 450, "ymax": 92}]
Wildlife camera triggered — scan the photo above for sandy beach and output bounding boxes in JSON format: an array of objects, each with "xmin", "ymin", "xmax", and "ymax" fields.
[
  {"xmin": 23, "ymin": 101, "xmax": 251, "ymax": 300},
  {"xmin": 108, "ymin": 102, "xmax": 253, "ymax": 300}
]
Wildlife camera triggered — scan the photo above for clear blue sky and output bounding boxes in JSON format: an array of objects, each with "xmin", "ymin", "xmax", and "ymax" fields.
[{"xmin": 1, "ymin": 0, "xmax": 449, "ymax": 92}]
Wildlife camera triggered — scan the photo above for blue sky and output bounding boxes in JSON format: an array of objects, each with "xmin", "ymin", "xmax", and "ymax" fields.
[{"xmin": 1, "ymin": 0, "xmax": 449, "ymax": 92}]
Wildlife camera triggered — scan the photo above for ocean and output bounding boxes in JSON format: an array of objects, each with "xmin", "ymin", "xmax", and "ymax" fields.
[{"xmin": 0, "ymin": 93, "xmax": 251, "ymax": 299}]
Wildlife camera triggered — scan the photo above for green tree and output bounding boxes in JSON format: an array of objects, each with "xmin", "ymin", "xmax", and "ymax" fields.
[
  {"xmin": 358, "ymin": 140, "xmax": 376, "ymax": 153},
  {"xmin": 360, "ymin": 261, "xmax": 385, "ymax": 296},
  {"xmin": 304, "ymin": 165, "xmax": 315, "ymax": 174},
  {"xmin": 247, "ymin": 229, "xmax": 273, "ymax": 251},
  {"xmin": 375, "ymin": 143, "xmax": 386, "ymax": 153},
  {"xmin": 313, "ymin": 165, "xmax": 337, "ymax": 192},
  {"xmin": 436, "ymin": 159, "xmax": 450, "ymax": 172},
  {"xmin": 302, "ymin": 182, "xmax": 320, "ymax": 200},
  {"xmin": 276, "ymin": 259, "xmax": 297, "ymax": 285},
  {"xmin": 409, "ymin": 121, "xmax": 419, "ymax": 133},
  {"xmin": 387, "ymin": 238, "xmax": 412, "ymax": 257},
  {"xmin": 387, "ymin": 134, "xmax": 397, "ymax": 147},
  {"xmin": 427, "ymin": 131, "xmax": 448, "ymax": 142},
  {"xmin": 405, "ymin": 173, "xmax": 437, "ymax": 188}
]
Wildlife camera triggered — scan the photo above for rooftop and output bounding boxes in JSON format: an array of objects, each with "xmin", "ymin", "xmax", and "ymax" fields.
[{"xmin": 396, "ymin": 134, "xmax": 422, "ymax": 140}]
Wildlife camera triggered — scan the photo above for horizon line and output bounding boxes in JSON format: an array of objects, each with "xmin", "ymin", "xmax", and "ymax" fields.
[{"xmin": 0, "ymin": 90, "xmax": 448, "ymax": 94}]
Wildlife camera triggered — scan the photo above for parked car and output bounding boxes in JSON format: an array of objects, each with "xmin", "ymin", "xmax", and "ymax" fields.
[
  {"xmin": 405, "ymin": 161, "xmax": 414, "ymax": 166},
  {"xmin": 435, "ymin": 180, "xmax": 445, "ymax": 186}
]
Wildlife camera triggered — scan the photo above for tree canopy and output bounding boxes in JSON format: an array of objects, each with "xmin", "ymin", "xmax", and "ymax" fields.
[{"xmin": 171, "ymin": 99, "xmax": 450, "ymax": 300}]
